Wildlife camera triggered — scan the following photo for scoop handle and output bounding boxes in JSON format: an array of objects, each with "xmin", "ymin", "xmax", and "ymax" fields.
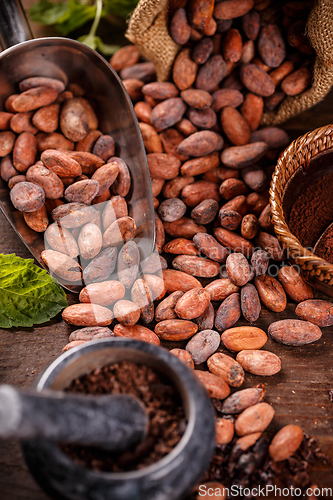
[
  {"xmin": 0, "ymin": 384, "xmax": 148, "ymax": 451},
  {"xmin": 0, "ymin": 0, "xmax": 32, "ymax": 50}
]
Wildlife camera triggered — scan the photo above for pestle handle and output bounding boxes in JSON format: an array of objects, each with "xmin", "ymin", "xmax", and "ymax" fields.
[{"xmin": 0, "ymin": 384, "xmax": 148, "ymax": 451}]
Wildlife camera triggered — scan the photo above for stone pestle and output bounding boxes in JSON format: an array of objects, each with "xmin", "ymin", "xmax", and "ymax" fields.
[{"xmin": 0, "ymin": 384, "xmax": 148, "ymax": 451}]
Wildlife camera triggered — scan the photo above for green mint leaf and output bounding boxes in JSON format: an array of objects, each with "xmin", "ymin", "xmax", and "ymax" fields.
[
  {"xmin": 0, "ymin": 254, "xmax": 68, "ymax": 328},
  {"xmin": 53, "ymin": 0, "xmax": 99, "ymax": 36},
  {"xmin": 104, "ymin": 0, "xmax": 139, "ymax": 19},
  {"xmin": 78, "ymin": 34, "xmax": 120, "ymax": 55},
  {"xmin": 29, "ymin": 0, "xmax": 69, "ymax": 25}
]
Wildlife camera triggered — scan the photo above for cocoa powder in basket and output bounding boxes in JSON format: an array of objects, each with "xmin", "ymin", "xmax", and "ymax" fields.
[
  {"xmin": 288, "ymin": 170, "xmax": 333, "ymax": 249},
  {"xmin": 61, "ymin": 360, "xmax": 186, "ymax": 472}
]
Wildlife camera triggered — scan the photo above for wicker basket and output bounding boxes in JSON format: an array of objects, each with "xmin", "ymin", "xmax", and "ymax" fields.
[{"xmin": 269, "ymin": 123, "xmax": 333, "ymax": 296}]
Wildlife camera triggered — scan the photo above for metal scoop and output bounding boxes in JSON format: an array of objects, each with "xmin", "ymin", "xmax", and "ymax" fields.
[{"xmin": 0, "ymin": 0, "xmax": 155, "ymax": 293}]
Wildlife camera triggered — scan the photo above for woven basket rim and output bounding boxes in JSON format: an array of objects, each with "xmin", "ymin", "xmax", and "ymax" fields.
[{"xmin": 269, "ymin": 123, "xmax": 333, "ymax": 284}]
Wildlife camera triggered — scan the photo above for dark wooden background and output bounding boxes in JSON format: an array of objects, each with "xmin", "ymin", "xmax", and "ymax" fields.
[{"xmin": 0, "ymin": 2, "xmax": 333, "ymax": 497}]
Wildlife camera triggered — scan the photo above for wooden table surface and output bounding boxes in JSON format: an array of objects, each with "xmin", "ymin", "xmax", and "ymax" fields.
[{"xmin": 1, "ymin": 2, "xmax": 333, "ymax": 495}]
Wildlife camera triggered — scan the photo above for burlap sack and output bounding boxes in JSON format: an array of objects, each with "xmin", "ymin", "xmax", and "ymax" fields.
[{"xmin": 126, "ymin": 0, "xmax": 333, "ymax": 126}]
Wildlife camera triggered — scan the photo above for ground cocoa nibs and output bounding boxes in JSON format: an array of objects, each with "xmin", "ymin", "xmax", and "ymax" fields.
[
  {"xmin": 288, "ymin": 171, "xmax": 333, "ymax": 249},
  {"xmin": 61, "ymin": 361, "xmax": 186, "ymax": 472},
  {"xmin": 187, "ymin": 434, "xmax": 329, "ymax": 499}
]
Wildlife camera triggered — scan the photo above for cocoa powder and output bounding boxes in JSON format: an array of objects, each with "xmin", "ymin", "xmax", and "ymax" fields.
[
  {"xmin": 288, "ymin": 171, "xmax": 333, "ymax": 250},
  {"xmin": 61, "ymin": 360, "xmax": 186, "ymax": 472}
]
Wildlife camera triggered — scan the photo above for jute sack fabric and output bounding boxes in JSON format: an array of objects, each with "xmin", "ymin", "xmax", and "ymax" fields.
[{"xmin": 126, "ymin": 0, "xmax": 333, "ymax": 126}]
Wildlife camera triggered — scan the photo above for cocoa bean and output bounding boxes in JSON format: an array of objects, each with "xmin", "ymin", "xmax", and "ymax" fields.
[
  {"xmin": 214, "ymin": 0, "xmax": 254, "ymax": 20},
  {"xmin": 220, "ymin": 142, "xmax": 267, "ymax": 169},
  {"xmin": 295, "ymin": 299, "xmax": 333, "ymax": 327},
  {"xmin": 251, "ymin": 249, "xmax": 269, "ymax": 275},
  {"xmin": 196, "ymin": 55, "xmax": 227, "ymax": 92},
  {"xmin": 240, "ymin": 93, "xmax": 264, "ymax": 131},
  {"xmin": 139, "ymin": 122, "xmax": 163, "ymax": 153},
  {"xmin": 12, "ymin": 86, "xmax": 59, "ymax": 113},
  {"xmin": 258, "ymin": 24, "xmax": 286, "ymax": 68},
  {"xmin": 170, "ymin": 348, "xmax": 194, "ymax": 369},
  {"xmin": 102, "ymin": 196, "xmax": 128, "ymax": 230},
  {"xmin": 62, "ymin": 303, "xmax": 113, "ymax": 326},
  {"xmin": 13, "ymin": 132, "xmax": 37, "ymax": 172},
  {"xmin": 83, "ymin": 247, "xmax": 118, "ymax": 284},
  {"xmin": 268, "ymin": 319, "xmax": 322, "ymax": 346},
  {"xmin": 78, "ymin": 223, "xmax": 102, "ymax": 260},
  {"xmin": 64, "ymin": 179, "xmax": 99, "ymax": 204},
  {"xmin": 191, "ymin": 199, "xmax": 219, "ymax": 225},
  {"xmin": 164, "ymin": 217, "xmax": 207, "ymax": 239},
  {"xmin": 219, "ymin": 178, "xmax": 248, "ymax": 200},
  {"xmin": 195, "ymin": 370, "xmax": 230, "ymax": 399},
  {"xmin": 117, "ymin": 241, "xmax": 140, "ymax": 288},
  {"xmin": 234, "ymin": 402, "xmax": 275, "ymax": 436},
  {"xmin": 158, "ymin": 198, "xmax": 186, "ymax": 222},
  {"xmin": 131, "ymin": 278, "xmax": 154, "ymax": 324},
  {"xmin": 26, "ymin": 163, "xmax": 64, "ymax": 199},
  {"xmin": 193, "ymin": 232, "xmax": 229, "ymax": 263},
  {"xmin": 251, "ymin": 127, "xmax": 289, "ymax": 149},
  {"xmin": 41, "ymin": 149, "xmax": 81, "ymax": 178},
  {"xmin": 52, "ymin": 202, "xmax": 97, "ymax": 228},
  {"xmin": 110, "ymin": 45, "xmax": 141, "ymax": 72},
  {"xmin": 11, "ymin": 111, "xmax": 38, "ymax": 134},
  {"xmin": 155, "ymin": 319, "xmax": 198, "ymax": 340},
  {"xmin": 221, "ymin": 194, "xmax": 248, "ymax": 216},
  {"xmin": 69, "ymin": 326, "xmax": 114, "ymax": 342},
  {"xmin": 278, "ymin": 266, "xmax": 313, "ymax": 303},
  {"xmin": 173, "ymin": 48, "xmax": 198, "ymax": 90},
  {"xmin": 268, "ymin": 425, "xmax": 304, "ymax": 462},
  {"xmin": 207, "ymin": 352, "xmax": 245, "ymax": 387},
  {"xmin": 215, "ymin": 293, "xmax": 241, "ymax": 332},
  {"xmin": 241, "ymin": 214, "xmax": 258, "ymax": 239},
  {"xmin": 236, "ymin": 349, "xmax": 281, "ymax": 376},
  {"xmin": 239, "ymin": 64, "xmax": 275, "ymax": 96},
  {"xmin": 151, "ymin": 97, "xmax": 186, "ymax": 131},
  {"xmin": 162, "ymin": 269, "xmax": 202, "ymax": 293},
  {"xmin": 186, "ymin": 329, "xmax": 220, "ymax": 364},
  {"xmin": 172, "ymin": 254, "xmax": 221, "ymax": 277},
  {"xmin": 211, "ymin": 88, "xmax": 244, "ymax": 111},
  {"xmin": 281, "ymin": 67, "xmax": 311, "ymax": 96},
  {"xmin": 142, "ymin": 82, "xmax": 179, "ymax": 100},
  {"xmin": 113, "ymin": 299, "xmax": 141, "ymax": 326},
  {"xmin": 241, "ymin": 283, "xmax": 261, "ymax": 322},
  {"xmin": 175, "ymin": 287, "xmax": 211, "ymax": 319},
  {"xmin": 155, "ymin": 290, "xmax": 184, "ymax": 321},
  {"xmin": 181, "ymin": 89, "xmax": 213, "ymax": 109},
  {"xmin": 220, "ymin": 106, "xmax": 251, "ymax": 146},
  {"xmin": 79, "ymin": 280, "xmax": 125, "ymax": 306},
  {"xmin": 254, "ymin": 275, "xmax": 287, "ymax": 312},
  {"xmin": 221, "ymin": 326, "xmax": 267, "ymax": 351},
  {"xmin": 187, "ymin": 107, "xmax": 217, "ymax": 129},
  {"xmin": 221, "ymin": 387, "xmax": 264, "ymax": 414},
  {"xmin": 214, "ymin": 227, "xmax": 254, "ymax": 256},
  {"xmin": 205, "ymin": 278, "xmax": 239, "ymax": 301},
  {"xmin": 219, "ymin": 209, "xmax": 242, "ymax": 230},
  {"xmin": 143, "ymin": 274, "xmax": 166, "ymax": 301},
  {"xmin": 41, "ymin": 249, "xmax": 81, "ymax": 282},
  {"xmin": 215, "ymin": 418, "xmax": 234, "ymax": 445},
  {"xmin": 10, "ymin": 181, "xmax": 45, "ymax": 213},
  {"xmin": 91, "ymin": 161, "xmax": 119, "ymax": 196},
  {"xmin": 170, "ymin": 9, "xmax": 191, "ymax": 45},
  {"xmin": 113, "ymin": 324, "xmax": 160, "ymax": 345},
  {"xmin": 162, "ymin": 176, "xmax": 195, "ymax": 198},
  {"xmin": 194, "ymin": 301, "xmax": 215, "ymax": 330},
  {"xmin": 177, "ymin": 130, "xmax": 223, "ymax": 157},
  {"xmin": 103, "ymin": 216, "xmax": 136, "ymax": 247},
  {"xmin": 192, "ymin": 37, "xmax": 214, "ymax": 64},
  {"xmin": 164, "ymin": 238, "xmax": 200, "ymax": 255},
  {"xmin": 147, "ymin": 153, "xmax": 181, "ymax": 179},
  {"xmin": 241, "ymin": 165, "xmax": 266, "ymax": 192},
  {"xmin": 45, "ymin": 223, "xmax": 78, "ymax": 257},
  {"xmin": 23, "ymin": 205, "xmax": 48, "ymax": 232}
]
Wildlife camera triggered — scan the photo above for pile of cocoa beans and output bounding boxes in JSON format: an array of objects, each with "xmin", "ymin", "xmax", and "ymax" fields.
[{"xmin": 0, "ymin": 77, "xmax": 148, "ymax": 306}]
